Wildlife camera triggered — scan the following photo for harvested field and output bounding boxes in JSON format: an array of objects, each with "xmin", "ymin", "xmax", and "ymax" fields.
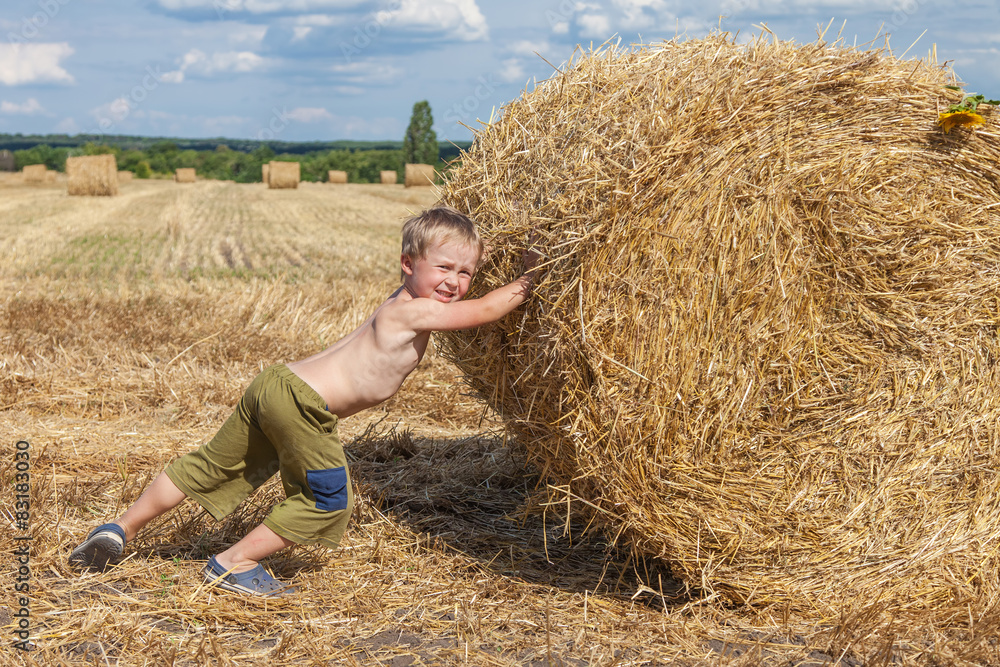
[{"xmin": 0, "ymin": 172, "xmax": 993, "ymax": 664}]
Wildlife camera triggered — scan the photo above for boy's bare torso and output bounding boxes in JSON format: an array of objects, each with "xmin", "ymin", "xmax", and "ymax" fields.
[{"xmin": 287, "ymin": 287, "xmax": 429, "ymax": 418}]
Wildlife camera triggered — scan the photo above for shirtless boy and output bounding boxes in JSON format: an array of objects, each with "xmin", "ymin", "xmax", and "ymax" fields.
[{"xmin": 70, "ymin": 206, "xmax": 535, "ymax": 596}]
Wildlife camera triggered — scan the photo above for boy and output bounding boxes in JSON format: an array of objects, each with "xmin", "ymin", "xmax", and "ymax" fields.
[{"xmin": 70, "ymin": 206, "xmax": 535, "ymax": 597}]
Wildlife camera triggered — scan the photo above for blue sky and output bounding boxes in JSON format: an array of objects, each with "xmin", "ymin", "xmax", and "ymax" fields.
[{"xmin": 1, "ymin": 0, "xmax": 997, "ymax": 143}]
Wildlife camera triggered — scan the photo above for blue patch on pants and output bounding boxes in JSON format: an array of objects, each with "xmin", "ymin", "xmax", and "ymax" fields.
[{"xmin": 306, "ymin": 466, "xmax": 349, "ymax": 511}]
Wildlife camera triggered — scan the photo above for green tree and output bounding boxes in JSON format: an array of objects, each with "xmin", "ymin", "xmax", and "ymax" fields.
[{"xmin": 402, "ymin": 100, "xmax": 438, "ymax": 165}]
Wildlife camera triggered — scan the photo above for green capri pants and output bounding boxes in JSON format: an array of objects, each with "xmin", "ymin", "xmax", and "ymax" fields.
[{"xmin": 165, "ymin": 364, "xmax": 353, "ymax": 548}]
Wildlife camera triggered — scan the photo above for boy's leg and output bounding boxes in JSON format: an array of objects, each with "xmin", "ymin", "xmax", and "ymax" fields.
[
  {"xmin": 70, "ymin": 471, "xmax": 187, "ymax": 570},
  {"xmin": 202, "ymin": 523, "xmax": 296, "ymax": 597},
  {"xmin": 116, "ymin": 471, "xmax": 188, "ymax": 541},
  {"xmin": 214, "ymin": 523, "xmax": 294, "ymax": 573}
]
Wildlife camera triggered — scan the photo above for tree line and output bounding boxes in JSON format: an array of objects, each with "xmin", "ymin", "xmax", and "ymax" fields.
[{"xmin": 5, "ymin": 101, "xmax": 460, "ymax": 183}]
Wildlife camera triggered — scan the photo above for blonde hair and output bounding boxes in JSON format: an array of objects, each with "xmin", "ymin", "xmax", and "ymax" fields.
[{"xmin": 400, "ymin": 206, "xmax": 484, "ymax": 279}]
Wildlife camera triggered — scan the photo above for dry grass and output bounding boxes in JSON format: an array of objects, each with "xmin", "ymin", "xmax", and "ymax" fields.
[
  {"xmin": 2, "ymin": 158, "xmax": 997, "ymax": 662},
  {"xmin": 67, "ymin": 155, "xmax": 119, "ymax": 197}
]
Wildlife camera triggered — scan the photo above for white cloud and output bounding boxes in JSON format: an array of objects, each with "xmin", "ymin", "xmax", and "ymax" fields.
[
  {"xmin": 328, "ymin": 60, "xmax": 402, "ymax": 85},
  {"xmin": 286, "ymin": 107, "xmax": 335, "ymax": 122},
  {"xmin": 613, "ymin": 0, "xmax": 669, "ymax": 29},
  {"xmin": 375, "ymin": 0, "xmax": 489, "ymax": 41},
  {"xmin": 0, "ymin": 98, "xmax": 46, "ymax": 115},
  {"xmin": 155, "ymin": 0, "xmax": 365, "ymax": 13},
  {"xmin": 577, "ymin": 13, "xmax": 612, "ymax": 37},
  {"xmin": 91, "ymin": 97, "xmax": 134, "ymax": 124},
  {"xmin": 498, "ymin": 58, "xmax": 527, "ymax": 83},
  {"xmin": 506, "ymin": 39, "xmax": 553, "ymax": 57},
  {"xmin": 162, "ymin": 48, "xmax": 268, "ymax": 82},
  {"xmin": 0, "ymin": 43, "xmax": 74, "ymax": 85},
  {"xmin": 292, "ymin": 26, "xmax": 313, "ymax": 41},
  {"xmin": 293, "ymin": 14, "xmax": 346, "ymax": 26}
]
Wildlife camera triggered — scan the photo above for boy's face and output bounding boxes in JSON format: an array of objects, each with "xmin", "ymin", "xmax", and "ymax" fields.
[{"xmin": 401, "ymin": 240, "xmax": 480, "ymax": 303}]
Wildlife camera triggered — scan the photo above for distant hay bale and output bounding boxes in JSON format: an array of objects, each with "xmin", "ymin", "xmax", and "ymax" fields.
[
  {"xmin": 118, "ymin": 170, "xmax": 133, "ymax": 183},
  {"xmin": 262, "ymin": 163, "xmax": 270, "ymax": 183},
  {"xmin": 268, "ymin": 161, "xmax": 300, "ymax": 189},
  {"xmin": 404, "ymin": 163, "xmax": 435, "ymax": 187},
  {"xmin": 22, "ymin": 164, "xmax": 47, "ymax": 183},
  {"xmin": 380, "ymin": 170, "xmax": 398, "ymax": 185},
  {"xmin": 66, "ymin": 155, "xmax": 119, "ymax": 196},
  {"xmin": 0, "ymin": 149, "xmax": 14, "ymax": 171},
  {"xmin": 328, "ymin": 170, "xmax": 348, "ymax": 184},
  {"xmin": 45, "ymin": 169, "xmax": 57, "ymax": 182},
  {"xmin": 440, "ymin": 34, "xmax": 1000, "ymax": 617},
  {"xmin": 175, "ymin": 168, "xmax": 196, "ymax": 183}
]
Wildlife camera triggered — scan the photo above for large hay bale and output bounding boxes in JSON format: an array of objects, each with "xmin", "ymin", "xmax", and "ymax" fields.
[
  {"xmin": 66, "ymin": 155, "xmax": 118, "ymax": 196},
  {"xmin": 262, "ymin": 163, "xmax": 270, "ymax": 183},
  {"xmin": 118, "ymin": 170, "xmax": 133, "ymax": 183},
  {"xmin": 328, "ymin": 170, "xmax": 348, "ymax": 184},
  {"xmin": 22, "ymin": 164, "xmax": 47, "ymax": 183},
  {"xmin": 268, "ymin": 161, "xmax": 299, "ymax": 189},
  {"xmin": 404, "ymin": 163, "xmax": 435, "ymax": 187},
  {"xmin": 440, "ymin": 35, "xmax": 1000, "ymax": 616},
  {"xmin": 174, "ymin": 168, "xmax": 196, "ymax": 183},
  {"xmin": 380, "ymin": 170, "xmax": 398, "ymax": 185}
]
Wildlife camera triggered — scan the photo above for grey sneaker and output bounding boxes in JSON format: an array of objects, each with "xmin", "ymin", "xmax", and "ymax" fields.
[{"xmin": 69, "ymin": 523, "xmax": 126, "ymax": 571}]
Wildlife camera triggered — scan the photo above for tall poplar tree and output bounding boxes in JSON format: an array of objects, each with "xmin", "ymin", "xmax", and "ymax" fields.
[{"xmin": 403, "ymin": 100, "xmax": 438, "ymax": 165}]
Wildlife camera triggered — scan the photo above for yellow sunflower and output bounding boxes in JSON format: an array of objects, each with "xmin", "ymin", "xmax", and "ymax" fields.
[{"xmin": 938, "ymin": 109, "xmax": 986, "ymax": 133}]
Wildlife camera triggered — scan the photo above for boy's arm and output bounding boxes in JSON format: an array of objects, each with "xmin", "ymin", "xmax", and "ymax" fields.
[{"xmin": 402, "ymin": 273, "xmax": 535, "ymax": 332}]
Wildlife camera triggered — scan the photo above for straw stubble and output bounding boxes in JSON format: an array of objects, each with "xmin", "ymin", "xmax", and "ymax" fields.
[{"xmin": 440, "ymin": 34, "xmax": 1000, "ymax": 616}]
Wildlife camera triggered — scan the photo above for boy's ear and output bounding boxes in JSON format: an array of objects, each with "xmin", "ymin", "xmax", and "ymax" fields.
[{"xmin": 400, "ymin": 253, "xmax": 415, "ymax": 276}]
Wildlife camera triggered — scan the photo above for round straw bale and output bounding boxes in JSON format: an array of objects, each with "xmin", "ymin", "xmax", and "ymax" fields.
[
  {"xmin": 45, "ymin": 169, "xmax": 57, "ymax": 182},
  {"xmin": 328, "ymin": 169, "xmax": 348, "ymax": 184},
  {"xmin": 262, "ymin": 163, "xmax": 270, "ymax": 183},
  {"xmin": 268, "ymin": 161, "xmax": 300, "ymax": 189},
  {"xmin": 174, "ymin": 167, "xmax": 196, "ymax": 183},
  {"xmin": 405, "ymin": 163, "xmax": 435, "ymax": 187},
  {"xmin": 66, "ymin": 155, "xmax": 119, "ymax": 196},
  {"xmin": 439, "ymin": 34, "xmax": 1000, "ymax": 615},
  {"xmin": 22, "ymin": 164, "xmax": 47, "ymax": 184},
  {"xmin": 380, "ymin": 170, "xmax": 398, "ymax": 185},
  {"xmin": 118, "ymin": 170, "xmax": 133, "ymax": 183}
]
